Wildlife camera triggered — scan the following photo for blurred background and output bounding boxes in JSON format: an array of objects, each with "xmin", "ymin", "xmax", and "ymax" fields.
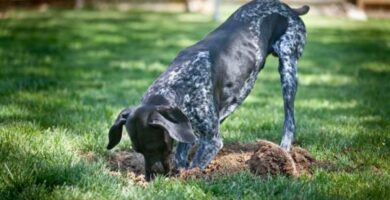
[
  {"xmin": 0, "ymin": 0, "xmax": 389, "ymax": 19},
  {"xmin": 0, "ymin": 1, "xmax": 389, "ymax": 199}
]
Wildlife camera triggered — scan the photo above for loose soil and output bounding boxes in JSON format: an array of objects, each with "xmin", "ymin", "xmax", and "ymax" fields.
[{"xmin": 107, "ymin": 140, "xmax": 319, "ymax": 185}]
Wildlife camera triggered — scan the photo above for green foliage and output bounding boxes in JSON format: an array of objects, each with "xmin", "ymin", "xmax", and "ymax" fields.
[{"xmin": 0, "ymin": 9, "xmax": 389, "ymax": 199}]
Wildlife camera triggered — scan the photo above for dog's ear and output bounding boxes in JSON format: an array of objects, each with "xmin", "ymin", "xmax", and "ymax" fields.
[
  {"xmin": 107, "ymin": 107, "xmax": 134, "ymax": 150},
  {"xmin": 148, "ymin": 106, "xmax": 196, "ymax": 143}
]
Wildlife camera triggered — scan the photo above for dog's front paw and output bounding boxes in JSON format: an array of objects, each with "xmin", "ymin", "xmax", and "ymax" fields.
[
  {"xmin": 174, "ymin": 159, "xmax": 189, "ymax": 169},
  {"xmin": 280, "ymin": 142, "xmax": 291, "ymax": 151},
  {"xmin": 179, "ymin": 167, "xmax": 204, "ymax": 179},
  {"xmin": 280, "ymin": 132, "xmax": 293, "ymax": 151}
]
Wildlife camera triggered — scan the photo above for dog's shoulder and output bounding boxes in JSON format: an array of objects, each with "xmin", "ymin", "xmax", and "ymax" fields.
[{"xmin": 142, "ymin": 50, "xmax": 213, "ymax": 103}]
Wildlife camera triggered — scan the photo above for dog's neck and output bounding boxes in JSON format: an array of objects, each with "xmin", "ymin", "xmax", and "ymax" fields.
[{"xmin": 142, "ymin": 94, "xmax": 171, "ymax": 107}]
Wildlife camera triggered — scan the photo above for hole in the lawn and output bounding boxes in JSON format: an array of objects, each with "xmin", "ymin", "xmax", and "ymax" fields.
[{"xmin": 105, "ymin": 140, "xmax": 327, "ymax": 185}]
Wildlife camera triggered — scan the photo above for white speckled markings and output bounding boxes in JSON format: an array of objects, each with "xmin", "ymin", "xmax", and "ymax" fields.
[{"xmin": 142, "ymin": 0, "xmax": 307, "ymax": 169}]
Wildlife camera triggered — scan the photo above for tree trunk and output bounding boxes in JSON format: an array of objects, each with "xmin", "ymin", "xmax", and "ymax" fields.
[
  {"xmin": 75, "ymin": 0, "xmax": 84, "ymax": 9},
  {"xmin": 184, "ymin": 0, "xmax": 191, "ymax": 12},
  {"xmin": 213, "ymin": 0, "xmax": 221, "ymax": 21}
]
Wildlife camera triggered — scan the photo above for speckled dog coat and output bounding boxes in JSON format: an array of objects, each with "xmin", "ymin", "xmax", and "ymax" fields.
[{"xmin": 142, "ymin": 0, "xmax": 308, "ymax": 169}]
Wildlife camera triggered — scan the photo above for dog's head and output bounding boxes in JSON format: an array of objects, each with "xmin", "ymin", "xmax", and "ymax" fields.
[{"xmin": 107, "ymin": 105, "xmax": 196, "ymax": 180}]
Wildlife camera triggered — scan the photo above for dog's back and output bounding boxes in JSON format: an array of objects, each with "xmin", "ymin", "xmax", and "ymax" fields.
[{"xmin": 143, "ymin": 0, "xmax": 305, "ymax": 130}]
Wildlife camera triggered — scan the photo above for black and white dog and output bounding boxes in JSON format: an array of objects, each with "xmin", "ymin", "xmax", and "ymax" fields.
[{"xmin": 107, "ymin": 0, "xmax": 309, "ymax": 181}]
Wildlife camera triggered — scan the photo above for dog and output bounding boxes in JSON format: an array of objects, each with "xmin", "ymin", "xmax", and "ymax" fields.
[{"xmin": 107, "ymin": 0, "xmax": 309, "ymax": 181}]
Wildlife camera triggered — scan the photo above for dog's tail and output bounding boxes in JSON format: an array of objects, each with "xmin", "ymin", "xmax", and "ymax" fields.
[{"xmin": 292, "ymin": 5, "xmax": 310, "ymax": 16}]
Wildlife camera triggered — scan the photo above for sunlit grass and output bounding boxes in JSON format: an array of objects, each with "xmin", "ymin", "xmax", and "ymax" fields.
[{"xmin": 0, "ymin": 8, "xmax": 389, "ymax": 199}]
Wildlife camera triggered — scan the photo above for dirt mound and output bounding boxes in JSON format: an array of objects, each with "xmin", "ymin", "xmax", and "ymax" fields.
[
  {"xmin": 248, "ymin": 140, "xmax": 298, "ymax": 177},
  {"xmin": 180, "ymin": 143, "xmax": 256, "ymax": 179},
  {"xmin": 107, "ymin": 140, "xmax": 318, "ymax": 184},
  {"xmin": 290, "ymin": 147, "xmax": 317, "ymax": 174}
]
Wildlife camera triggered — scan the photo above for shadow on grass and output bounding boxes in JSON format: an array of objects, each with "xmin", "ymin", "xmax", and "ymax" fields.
[
  {"xmin": 0, "ymin": 10, "xmax": 214, "ymax": 131},
  {"xmin": 0, "ymin": 139, "xmax": 122, "ymax": 199}
]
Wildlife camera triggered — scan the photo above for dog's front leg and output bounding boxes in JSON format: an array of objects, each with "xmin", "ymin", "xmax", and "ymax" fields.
[
  {"xmin": 144, "ymin": 159, "xmax": 155, "ymax": 181},
  {"xmin": 162, "ymin": 158, "xmax": 170, "ymax": 176},
  {"xmin": 189, "ymin": 134, "xmax": 223, "ymax": 169},
  {"xmin": 174, "ymin": 142, "xmax": 192, "ymax": 169}
]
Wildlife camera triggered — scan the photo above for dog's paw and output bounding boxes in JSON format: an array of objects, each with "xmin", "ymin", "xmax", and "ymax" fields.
[
  {"xmin": 280, "ymin": 142, "xmax": 292, "ymax": 151},
  {"xmin": 280, "ymin": 134, "xmax": 293, "ymax": 151},
  {"xmin": 178, "ymin": 168, "xmax": 204, "ymax": 179}
]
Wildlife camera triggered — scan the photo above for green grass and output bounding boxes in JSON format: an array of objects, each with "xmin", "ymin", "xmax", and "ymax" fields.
[{"xmin": 0, "ymin": 8, "xmax": 389, "ymax": 200}]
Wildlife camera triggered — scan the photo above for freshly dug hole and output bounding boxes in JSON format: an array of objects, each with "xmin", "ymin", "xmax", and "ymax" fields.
[
  {"xmin": 106, "ymin": 140, "xmax": 317, "ymax": 183},
  {"xmin": 107, "ymin": 151, "xmax": 148, "ymax": 184},
  {"xmin": 108, "ymin": 151, "xmax": 145, "ymax": 175}
]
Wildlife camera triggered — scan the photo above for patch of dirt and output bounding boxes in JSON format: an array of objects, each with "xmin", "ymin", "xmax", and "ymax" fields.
[
  {"xmin": 108, "ymin": 151, "xmax": 145, "ymax": 175},
  {"xmin": 106, "ymin": 140, "xmax": 321, "ymax": 184},
  {"xmin": 107, "ymin": 151, "xmax": 148, "ymax": 185},
  {"xmin": 179, "ymin": 143, "xmax": 257, "ymax": 180}
]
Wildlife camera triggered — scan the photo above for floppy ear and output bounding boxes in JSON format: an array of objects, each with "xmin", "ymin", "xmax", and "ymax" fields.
[
  {"xmin": 107, "ymin": 107, "xmax": 134, "ymax": 149},
  {"xmin": 148, "ymin": 106, "xmax": 196, "ymax": 143}
]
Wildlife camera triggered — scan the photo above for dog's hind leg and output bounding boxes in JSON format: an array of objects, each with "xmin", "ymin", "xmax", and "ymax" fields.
[
  {"xmin": 273, "ymin": 18, "xmax": 306, "ymax": 151},
  {"xmin": 277, "ymin": 54, "xmax": 298, "ymax": 151}
]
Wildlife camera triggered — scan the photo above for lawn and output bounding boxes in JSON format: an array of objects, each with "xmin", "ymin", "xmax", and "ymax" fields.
[{"xmin": 0, "ymin": 7, "xmax": 389, "ymax": 200}]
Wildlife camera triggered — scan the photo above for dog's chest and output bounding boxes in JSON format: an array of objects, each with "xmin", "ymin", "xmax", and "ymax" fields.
[
  {"xmin": 143, "ymin": 51, "xmax": 217, "ymax": 132},
  {"xmin": 217, "ymin": 52, "xmax": 263, "ymax": 121}
]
